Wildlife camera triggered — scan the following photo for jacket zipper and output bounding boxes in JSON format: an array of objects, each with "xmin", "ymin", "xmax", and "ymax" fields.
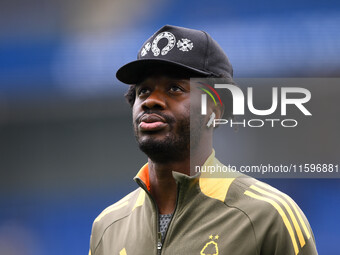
[
  {"xmin": 136, "ymin": 179, "xmax": 180, "ymax": 255},
  {"xmin": 158, "ymin": 184, "xmax": 181, "ymax": 255},
  {"xmin": 157, "ymin": 232, "xmax": 162, "ymax": 254}
]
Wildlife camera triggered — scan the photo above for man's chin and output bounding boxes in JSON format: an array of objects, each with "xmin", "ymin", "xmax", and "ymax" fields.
[
  {"xmin": 137, "ymin": 138, "xmax": 171, "ymax": 155},
  {"xmin": 137, "ymin": 138, "xmax": 189, "ymax": 163},
  {"xmin": 138, "ymin": 133, "xmax": 168, "ymax": 144}
]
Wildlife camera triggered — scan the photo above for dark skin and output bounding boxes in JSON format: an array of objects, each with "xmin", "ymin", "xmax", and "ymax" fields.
[{"xmin": 132, "ymin": 74, "xmax": 222, "ymax": 214}]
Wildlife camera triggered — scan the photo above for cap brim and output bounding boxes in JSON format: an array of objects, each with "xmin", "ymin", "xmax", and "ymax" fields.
[{"xmin": 116, "ymin": 59, "xmax": 212, "ymax": 84}]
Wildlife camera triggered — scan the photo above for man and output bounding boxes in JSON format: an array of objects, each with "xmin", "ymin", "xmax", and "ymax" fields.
[{"xmin": 89, "ymin": 25, "xmax": 318, "ymax": 255}]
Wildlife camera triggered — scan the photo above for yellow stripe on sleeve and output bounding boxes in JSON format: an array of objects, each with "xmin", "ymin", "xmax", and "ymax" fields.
[
  {"xmin": 120, "ymin": 248, "xmax": 127, "ymax": 255},
  {"xmin": 256, "ymin": 182, "xmax": 311, "ymax": 240},
  {"xmin": 132, "ymin": 189, "xmax": 146, "ymax": 211},
  {"xmin": 244, "ymin": 190, "xmax": 299, "ymax": 255},
  {"xmin": 93, "ymin": 193, "xmax": 134, "ymax": 223},
  {"xmin": 94, "ymin": 201, "xmax": 129, "ymax": 223},
  {"xmin": 250, "ymin": 185, "xmax": 306, "ymax": 248}
]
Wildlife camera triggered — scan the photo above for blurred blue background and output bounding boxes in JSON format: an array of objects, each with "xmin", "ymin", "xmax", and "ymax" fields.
[{"xmin": 0, "ymin": 0, "xmax": 339, "ymax": 254}]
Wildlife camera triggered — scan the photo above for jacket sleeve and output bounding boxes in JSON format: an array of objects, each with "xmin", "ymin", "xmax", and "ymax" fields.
[
  {"xmin": 258, "ymin": 208, "xmax": 318, "ymax": 255},
  {"xmin": 238, "ymin": 180, "xmax": 318, "ymax": 255},
  {"xmin": 247, "ymin": 192, "xmax": 318, "ymax": 255},
  {"xmin": 89, "ymin": 224, "xmax": 94, "ymax": 255},
  {"xmin": 89, "ymin": 220, "xmax": 102, "ymax": 255},
  {"xmin": 89, "ymin": 219, "xmax": 106, "ymax": 255}
]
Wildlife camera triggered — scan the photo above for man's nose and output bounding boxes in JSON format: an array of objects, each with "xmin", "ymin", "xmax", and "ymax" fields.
[{"xmin": 142, "ymin": 91, "xmax": 166, "ymax": 110}]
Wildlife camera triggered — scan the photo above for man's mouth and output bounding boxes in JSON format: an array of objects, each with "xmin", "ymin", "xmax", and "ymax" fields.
[{"xmin": 139, "ymin": 114, "xmax": 168, "ymax": 132}]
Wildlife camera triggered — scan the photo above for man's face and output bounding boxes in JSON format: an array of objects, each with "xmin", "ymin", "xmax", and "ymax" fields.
[{"xmin": 132, "ymin": 74, "xmax": 204, "ymax": 163}]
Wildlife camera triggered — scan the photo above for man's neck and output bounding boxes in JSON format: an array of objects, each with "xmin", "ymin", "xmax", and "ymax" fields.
[{"xmin": 147, "ymin": 145, "xmax": 212, "ymax": 214}]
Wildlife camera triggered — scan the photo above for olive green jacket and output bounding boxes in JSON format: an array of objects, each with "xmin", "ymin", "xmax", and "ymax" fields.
[{"xmin": 89, "ymin": 152, "xmax": 317, "ymax": 255}]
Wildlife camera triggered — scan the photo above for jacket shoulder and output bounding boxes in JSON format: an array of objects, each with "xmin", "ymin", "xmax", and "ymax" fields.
[
  {"xmin": 90, "ymin": 187, "xmax": 146, "ymax": 253},
  {"xmin": 226, "ymin": 177, "xmax": 317, "ymax": 255}
]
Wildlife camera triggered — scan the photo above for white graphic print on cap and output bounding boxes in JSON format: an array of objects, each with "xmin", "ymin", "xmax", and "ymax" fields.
[
  {"xmin": 141, "ymin": 42, "xmax": 151, "ymax": 57},
  {"xmin": 177, "ymin": 38, "xmax": 193, "ymax": 52},
  {"xmin": 151, "ymin": 32, "xmax": 176, "ymax": 56}
]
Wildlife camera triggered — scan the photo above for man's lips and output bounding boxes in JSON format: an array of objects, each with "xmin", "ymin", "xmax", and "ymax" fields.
[
  {"xmin": 139, "ymin": 121, "xmax": 168, "ymax": 131},
  {"xmin": 139, "ymin": 114, "xmax": 168, "ymax": 132}
]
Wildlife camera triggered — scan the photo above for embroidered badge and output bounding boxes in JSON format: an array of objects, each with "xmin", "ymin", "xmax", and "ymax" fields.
[
  {"xmin": 200, "ymin": 235, "xmax": 219, "ymax": 255},
  {"xmin": 177, "ymin": 38, "xmax": 194, "ymax": 52},
  {"xmin": 151, "ymin": 32, "xmax": 176, "ymax": 56},
  {"xmin": 141, "ymin": 42, "xmax": 151, "ymax": 57}
]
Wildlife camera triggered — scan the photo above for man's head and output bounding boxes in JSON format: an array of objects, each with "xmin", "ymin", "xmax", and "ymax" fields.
[{"xmin": 116, "ymin": 25, "xmax": 234, "ymax": 162}]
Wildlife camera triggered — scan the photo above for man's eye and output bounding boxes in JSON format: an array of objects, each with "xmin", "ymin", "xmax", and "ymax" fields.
[
  {"xmin": 169, "ymin": 85, "xmax": 183, "ymax": 92},
  {"xmin": 137, "ymin": 88, "xmax": 150, "ymax": 96}
]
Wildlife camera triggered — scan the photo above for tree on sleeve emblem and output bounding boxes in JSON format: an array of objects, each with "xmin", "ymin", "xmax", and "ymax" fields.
[{"xmin": 200, "ymin": 235, "xmax": 219, "ymax": 255}]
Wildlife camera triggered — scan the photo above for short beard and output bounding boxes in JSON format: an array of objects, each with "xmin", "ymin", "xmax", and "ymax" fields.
[
  {"xmin": 134, "ymin": 114, "xmax": 205, "ymax": 164},
  {"xmin": 135, "ymin": 118, "xmax": 190, "ymax": 164}
]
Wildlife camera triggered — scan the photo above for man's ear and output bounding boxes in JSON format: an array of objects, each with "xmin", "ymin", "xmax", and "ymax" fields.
[
  {"xmin": 206, "ymin": 104, "xmax": 224, "ymax": 129},
  {"xmin": 213, "ymin": 104, "xmax": 224, "ymax": 120}
]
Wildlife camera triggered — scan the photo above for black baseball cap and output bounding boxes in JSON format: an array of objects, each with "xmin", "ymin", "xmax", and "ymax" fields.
[{"xmin": 116, "ymin": 25, "xmax": 233, "ymax": 84}]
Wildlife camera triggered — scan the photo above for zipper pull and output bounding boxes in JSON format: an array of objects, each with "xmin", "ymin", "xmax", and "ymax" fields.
[{"xmin": 157, "ymin": 232, "xmax": 162, "ymax": 251}]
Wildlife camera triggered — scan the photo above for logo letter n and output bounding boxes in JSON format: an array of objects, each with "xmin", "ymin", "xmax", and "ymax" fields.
[{"xmin": 214, "ymin": 84, "xmax": 245, "ymax": 115}]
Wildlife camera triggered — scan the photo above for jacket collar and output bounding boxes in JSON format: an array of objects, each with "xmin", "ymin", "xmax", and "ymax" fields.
[
  {"xmin": 134, "ymin": 150, "xmax": 239, "ymax": 205},
  {"xmin": 133, "ymin": 150, "xmax": 218, "ymax": 191}
]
